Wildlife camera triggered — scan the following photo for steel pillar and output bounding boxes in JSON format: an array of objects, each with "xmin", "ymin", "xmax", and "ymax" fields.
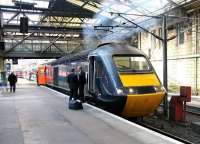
[
  {"xmin": 162, "ymin": 15, "xmax": 168, "ymax": 116},
  {"xmin": 0, "ymin": 10, "xmax": 4, "ymax": 71},
  {"xmin": 0, "ymin": 58, "xmax": 4, "ymax": 71}
]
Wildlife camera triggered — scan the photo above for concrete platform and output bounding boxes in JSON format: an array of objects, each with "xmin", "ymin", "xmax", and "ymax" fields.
[
  {"xmin": 191, "ymin": 122, "xmax": 200, "ymax": 134},
  {"xmin": 0, "ymin": 79, "xmax": 182, "ymax": 144}
]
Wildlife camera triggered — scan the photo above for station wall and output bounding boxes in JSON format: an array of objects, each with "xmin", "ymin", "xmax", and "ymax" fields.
[{"xmin": 138, "ymin": 11, "xmax": 200, "ymax": 95}]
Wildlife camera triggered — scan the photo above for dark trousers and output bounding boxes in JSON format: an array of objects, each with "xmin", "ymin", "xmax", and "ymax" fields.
[
  {"xmin": 69, "ymin": 88, "xmax": 78, "ymax": 100},
  {"xmin": 10, "ymin": 84, "xmax": 16, "ymax": 92},
  {"xmin": 78, "ymin": 85, "xmax": 85, "ymax": 101}
]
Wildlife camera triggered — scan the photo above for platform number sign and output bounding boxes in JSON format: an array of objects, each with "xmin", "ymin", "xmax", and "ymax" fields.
[{"xmin": 12, "ymin": 59, "xmax": 18, "ymax": 65}]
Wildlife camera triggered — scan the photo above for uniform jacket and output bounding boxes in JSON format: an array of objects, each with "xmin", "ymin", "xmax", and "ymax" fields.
[
  {"xmin": 8, "ymin": 73, "xmax": 17, "ymax": 85},
  {"xmin": 67, "ymin": 73, "xmax": 78, "ymax": 89},
  {"xmin": 78, "ymin": 71, "xmax": 86, "ymax": 86}
]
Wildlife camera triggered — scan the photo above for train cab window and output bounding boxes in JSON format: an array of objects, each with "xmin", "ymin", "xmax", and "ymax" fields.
[{"xmin": 113, "ymin": 56, "xmax": 152, "ymax": 73}]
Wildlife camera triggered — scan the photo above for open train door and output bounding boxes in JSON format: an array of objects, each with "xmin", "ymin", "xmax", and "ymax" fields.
[{"xmin": 88, "ymin": 56, "xmax": 96, "ymax": 96}]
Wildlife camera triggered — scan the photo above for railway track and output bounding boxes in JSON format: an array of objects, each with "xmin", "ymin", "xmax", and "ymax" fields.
[
  {"xmin": 186, "ymin": 105, "xmax": 200, "ymax": 116},
  {"xmin": 133, "ymin": 121, "xmax": 193, "ymax": 144}
]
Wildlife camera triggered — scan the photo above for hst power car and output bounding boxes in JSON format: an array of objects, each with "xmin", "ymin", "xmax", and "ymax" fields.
[{"xmin": 38, "ymin": 43, "xmax": 165, "ymax": 117}]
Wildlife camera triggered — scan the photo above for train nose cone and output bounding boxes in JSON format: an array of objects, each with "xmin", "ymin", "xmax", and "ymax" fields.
[{"xmin": 121, "ymin": 92, "xmax": 165, "ymax": 117}]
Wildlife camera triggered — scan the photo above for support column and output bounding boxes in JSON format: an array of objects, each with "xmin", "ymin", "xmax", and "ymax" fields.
[
  {"xmin": 195, "ymin": 12, "xmax": 199, "ymax": 95},
  {"xmin": 0, "ymin": 10, "xmax": 4, "ymax": 71},
  {"xmin": 192, "ymin": 12, "xmax": 199, "ymax": 95},
  {"xmin": 0, "ymin": 58, "xmax": 4, "ymax": 71},
  {"xmin": 162, "ymin": 15, "xmax": 168, "ymax": 117}
]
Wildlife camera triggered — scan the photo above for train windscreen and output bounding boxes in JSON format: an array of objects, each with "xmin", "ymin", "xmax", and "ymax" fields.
[{"xmin": 113, "ymin": 56, "xmax": 152, "ymax": 73}]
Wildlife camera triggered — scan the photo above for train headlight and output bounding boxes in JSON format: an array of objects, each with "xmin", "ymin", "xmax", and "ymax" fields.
[
  {"xmin": 116, "ymin": 88, "xmax": 123, "ymax": 95},
  {"xmin": 128, "ymin": 88, "xmax": 138, "ymax": 94},
  {"xmin": 129, "ymin": 88, "xmax": 134, "ymax": 93},
  {"xmin": 154, "ymin": 86, "xmax": 164, "ymax": 92}
]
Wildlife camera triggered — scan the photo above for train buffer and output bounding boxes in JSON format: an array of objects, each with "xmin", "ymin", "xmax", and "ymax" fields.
[{"xmin": 0, "ymin": 80, "xmax": 183, "ymax": 144}]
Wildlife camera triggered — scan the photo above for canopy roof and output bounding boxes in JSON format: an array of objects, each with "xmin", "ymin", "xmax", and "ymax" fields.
[{"xmin": 0, "ymin": 0, "xmax": 190, "ymax": 27}]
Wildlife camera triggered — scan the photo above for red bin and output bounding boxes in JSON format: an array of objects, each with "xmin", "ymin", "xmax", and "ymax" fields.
[
  {"xmin": 180, "ymin": 86, "xmax": 191, "ymax": 102},
  {"xmin": 169, "ymin": 96, "xmax": 185, "ymax": 122}
]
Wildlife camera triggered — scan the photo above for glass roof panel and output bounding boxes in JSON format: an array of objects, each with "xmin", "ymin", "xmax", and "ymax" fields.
[
  {"xmin": 84, "ymin": 5, "xmax": 101, "ymax": 13},
  {"xmin": 110, "ymin": 4, "xmax": 131, "ymax": 13},
  {"xmin": 67, "ymin": 0, "xmax": 84, "ymax": 7},
  {"xmin": 0, "ymin": 0, "xmax": 49, "ymax": 8},
  {"xmin": 0, "ymin": 0, "xmax": 14, "ymax": 6},
  {"xmin": 64, "ymin": 0, "xmax": 193, "ymax": 28},
  {"xmin": 81, "ymin": 0, "xmax": 192, "ymax": 47},
  {"xmin": 34, "ymin": 1, "xmax": 49, "ymax": 8}
]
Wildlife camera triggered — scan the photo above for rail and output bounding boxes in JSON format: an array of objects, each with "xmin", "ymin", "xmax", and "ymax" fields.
[
  {"xmin": 186, "ymin": 105, "xmax": 200, "ymax": 116},
  {"xmin": 133, "ymin": 121, "xmax": 193, "ymax": 144}
]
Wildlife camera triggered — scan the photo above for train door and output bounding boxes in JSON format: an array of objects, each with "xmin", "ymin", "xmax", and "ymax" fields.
[
  {"xmin": 37, "ymin": 66, "xmax": 46, "ymax": 85},
  {"xmin": 88, "ymin": 56, "xmax": 106, "ymax": 97},
  {"xmin": 53, "ymin": 66, "xmax": 58, "ymax": 86},
  {"xmin": 88, "ymin": 56, "xmax": 96, "ymax": 95}
]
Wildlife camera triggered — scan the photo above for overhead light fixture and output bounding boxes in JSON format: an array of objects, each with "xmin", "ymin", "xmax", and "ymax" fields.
[{"xmin": 73, "ymin": 34, "xmax": 79, "ymax": 37}]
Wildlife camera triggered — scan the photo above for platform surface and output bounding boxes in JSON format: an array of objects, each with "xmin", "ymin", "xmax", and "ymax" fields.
[
  {"xmin": 188, "ymin": 96, "xmax": 200, "ymax": 107},
  {"xmin": 0, "ymin": 79, "xmax": 182, "ymax": 144}
]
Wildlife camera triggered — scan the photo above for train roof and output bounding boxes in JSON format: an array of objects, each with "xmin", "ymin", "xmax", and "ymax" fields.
[
  {"xmin": 50, "ymin": 43, "xmax": 146, "ymax": 65},
  {"xmin": 91, "ymin": 43, "xmax": 145, "ymax": 56},
  {"xmin": 50, "ymin": 49, "xmax": 90, "ymax": 65}
]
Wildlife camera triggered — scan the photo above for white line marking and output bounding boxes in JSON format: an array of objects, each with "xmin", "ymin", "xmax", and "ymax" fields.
[{"xmin": 43, "ymin": 86, "xmax": 183, "ymax": 144}]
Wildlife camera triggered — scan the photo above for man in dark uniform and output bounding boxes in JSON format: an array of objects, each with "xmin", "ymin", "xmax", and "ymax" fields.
[
  {"xmin": 67, "ymin": 68, "xmax": 78, "ymax": 100},
  {"xmin": 8, "ymin": 72, "xmax": 17, "ymax": 92},
  {"xmin": 77, "ymin": 66, "xmax": 86, "ymax": 102}
]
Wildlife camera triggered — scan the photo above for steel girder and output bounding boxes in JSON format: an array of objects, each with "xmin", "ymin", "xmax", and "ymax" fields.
[
  {"xmin": 0, "ymin": 1, "xmax": 95, "ymax": 59},
  {"xmin": 3, "ymin": 24, "xmax": 83, "ymax": 33},
  {"xmin": 4, "ymin": 52, "xmax": 65, "ymax": 59}
]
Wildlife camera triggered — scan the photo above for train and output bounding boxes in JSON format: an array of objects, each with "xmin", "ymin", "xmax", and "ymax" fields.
[{"xmin": 37, "ymin": 43, "xmax": 166, "ymax": 117}]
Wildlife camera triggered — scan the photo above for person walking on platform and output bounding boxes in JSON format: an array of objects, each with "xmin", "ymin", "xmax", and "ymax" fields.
[
  {"xmin": 8, "ymin": 72, "xmax": 17, "ymax": 93},
  {"xmin": 67, "ymin": 68, "xmax": 78, "ymax": 100},
  {"xmin": 77, "ymin": 66, "xmax": 86, "ymax": 102}
]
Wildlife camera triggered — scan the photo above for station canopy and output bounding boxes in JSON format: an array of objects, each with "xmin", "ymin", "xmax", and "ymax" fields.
[
  {"xmin": 0, "ymin": 0, "xmax": 190, "ymax": 28},
  {"xmin": 0, "ymin": 0, "xmax": 193, "ymax": 57}
]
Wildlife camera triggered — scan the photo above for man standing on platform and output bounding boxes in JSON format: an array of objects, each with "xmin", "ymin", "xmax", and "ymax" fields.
[
  {"xmin": 67, "ymin": 68, "xmax": 78, "ymax": 100},
  {"xmin": 8, "ymin": 72, "xmax": 17, "ymax": 93},
  {"xmin": 77, "ymin": 66, "xmax": 86, "ymax": 102}
]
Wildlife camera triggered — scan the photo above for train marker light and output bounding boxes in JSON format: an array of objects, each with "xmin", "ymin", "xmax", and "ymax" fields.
[{"xmin": 116, "ymin": 88, "xmax": 123, "ymax": 94}]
